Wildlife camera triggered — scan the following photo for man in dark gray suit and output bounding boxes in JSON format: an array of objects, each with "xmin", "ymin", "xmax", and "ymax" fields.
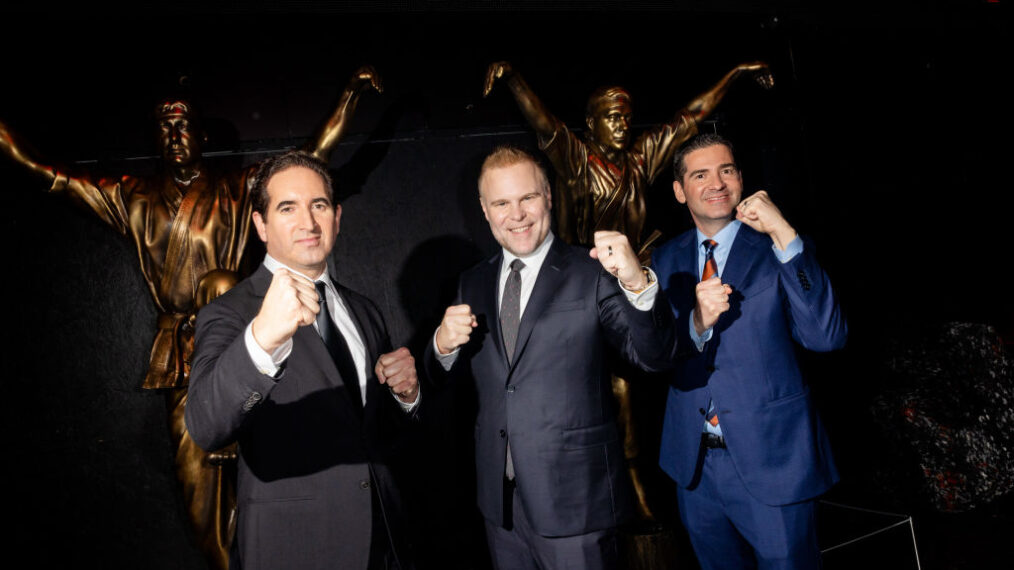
[
  {"xmin": 186, "ymin": 151, "xmax": 419, "ymax": 570},
  {"xmin": 427, "ymin": 146, "xmax": 678, "ymax": 570}
]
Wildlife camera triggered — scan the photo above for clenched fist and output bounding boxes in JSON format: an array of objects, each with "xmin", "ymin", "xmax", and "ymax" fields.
[
  {"xmin": 251, "ymin": 269, "xmax": 320, "ymax": 353},
  {"xmin": 694, "ymin": 277, "xmax": 733, "ymax": 335},
  {"xmin": 589, "ymin": 231, "xmax": 647, "ymax": 291},
  {"xmin": 375, "ymin": 347, "xmax": 419, "ymax": 404},
  {"xmin": 435, "ymin": 304, "xmax": 477, "ymax": 355}
]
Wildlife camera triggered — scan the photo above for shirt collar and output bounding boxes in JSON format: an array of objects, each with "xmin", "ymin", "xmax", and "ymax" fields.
[
  {"xmin": 501, "ymin": 232, "xmax": 554, "ymax": 273},
  {"xmin": 263, "ymin": 254, "xmax": 332, "ymax": 290},
  {"xmin": 695, "ymin": 220, "xmax": 741, "ymax": 252}
]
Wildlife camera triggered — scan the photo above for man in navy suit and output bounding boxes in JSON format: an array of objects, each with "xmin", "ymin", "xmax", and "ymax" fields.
[
  {"xmin": 428, "ymin": 146, "xmax": 678, "ymax": 570},
  {"xmin": 651, "ymin": 134, "xmax": 847, "ymax": 569}
]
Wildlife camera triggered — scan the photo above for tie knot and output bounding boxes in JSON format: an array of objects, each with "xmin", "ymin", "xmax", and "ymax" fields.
[
  {"xmin": 315, "ymin": 281, "xmax": 328, "ymax": 300},
  {"xmin": 509, "ymin": 258, "xmax": 526, "ymax": 272},
  {"xmin": 703, "ymin": 239, "xmax": 718, "ymax": 253}
]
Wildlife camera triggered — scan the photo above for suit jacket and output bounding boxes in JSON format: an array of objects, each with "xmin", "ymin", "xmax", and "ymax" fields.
[
  {"xmin": 427, "ymin": 238, "xmax": 677, "ymax": 537},
  {"xmin": 186, "ymin": 264, "xmax": 414, "ymax": 570},
  {"xmin": 652, "ymin": 225, "xmax": 847, "ymax": 506}
]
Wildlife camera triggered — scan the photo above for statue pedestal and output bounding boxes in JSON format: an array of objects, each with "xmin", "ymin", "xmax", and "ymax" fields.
[{"xmin": 621, "ymin": 522, "xmax": 683, "ymax": 569}]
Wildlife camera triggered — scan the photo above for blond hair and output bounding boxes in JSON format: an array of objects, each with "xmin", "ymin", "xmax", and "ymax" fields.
[{"xmin": 477, "ymin": 145, "xmax": 550, "ymax": 196}]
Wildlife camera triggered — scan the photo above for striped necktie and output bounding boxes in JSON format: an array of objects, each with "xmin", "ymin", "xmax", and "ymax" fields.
[
  {"xmin": 701, "ymin": 240, "xmax": 720, "ymax": 428},
  {"xmin": 701, "ymin": 239, "xmax": 718, "ymax": 281}
]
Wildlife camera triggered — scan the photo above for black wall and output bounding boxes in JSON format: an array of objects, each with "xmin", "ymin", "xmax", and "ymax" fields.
[{"xmin": 1, "ymin": 3, "xmax": 1010, "ymax": 568}]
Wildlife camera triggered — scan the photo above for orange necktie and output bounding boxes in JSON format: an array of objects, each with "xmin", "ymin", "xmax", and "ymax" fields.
[
  {"xmin": 701, "ymin": 239, "xmax": 720, "ymax": 427},
  {"xmin": 701, "ymin": 239, "xmax": 718, "ymax": 281}
]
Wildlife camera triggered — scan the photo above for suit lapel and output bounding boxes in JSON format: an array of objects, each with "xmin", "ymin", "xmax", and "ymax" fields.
[
  {"xmin": 255, "ymin": 263, "xmax": 363, "ymax": 416},
  {"xmin": 719, "ymin": 225, "xmax": 765, "ymax": 291},
  {"xmin": 715, "ymin": 226, "xmax": 766, "ymax": 332},
  {"xmin": 510, "ymin": 239, "xmax": 568, "ymax": 372},
  {"xmin": 336, "ymin": 281, "xmax": 378, "ymax": 408},
  {"xmin": 477, "ymin": 253, "xmax": 509, "ymax": 372}
]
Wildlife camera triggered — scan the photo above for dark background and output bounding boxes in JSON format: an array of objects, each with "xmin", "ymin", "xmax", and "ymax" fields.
[{"xmin": 1, "ymin": 1, "xmax": 1011, "ymax": 568}]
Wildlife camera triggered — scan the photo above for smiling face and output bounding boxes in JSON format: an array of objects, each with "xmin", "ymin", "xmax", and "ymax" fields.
[
  {"xmin": 479, "ymin": 160, "xmax": 553, "ymax": 257},
  {"xmin": 673, "ymin": 143, "xmax": 743, "ymax": 236},
  {"xmin": 252, "ymin": 165, "xmax": 341, "ymax": 277}
]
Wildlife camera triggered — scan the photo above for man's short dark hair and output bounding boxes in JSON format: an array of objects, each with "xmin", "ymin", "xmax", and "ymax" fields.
[
  {"xmin": 252, "ymin": 150, "xmax": 334, "ymax": 215},
  {"xmin": 673, "ymin": 133, "xmax": 736, "ymax": 182}
]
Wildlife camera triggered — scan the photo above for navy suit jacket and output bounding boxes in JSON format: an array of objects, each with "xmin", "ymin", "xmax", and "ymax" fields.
[
  {"xmin": 186, "ymin": 264, "xmax": 415, "ymax": 570},
  {"xmin": 427, "ymin": 238, "xmax": 677, "ymax": 537},
  {"xmin": 652, "ymin": 225, "xmax": 846, "ymax": 506}
]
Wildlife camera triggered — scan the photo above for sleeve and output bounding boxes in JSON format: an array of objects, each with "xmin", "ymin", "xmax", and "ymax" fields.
[
  {"xmin": 597, "ymin": 266, "xmax": 678, "ymax": 372},
  {"xmin": 777, "ymin": 237, "xmax": 848, "ymax": 352},
  {"xmin": 50, "ymin": 171, "xmax": 136, "ymax": 236},
  {"xmin": 186, "ymin": 299, "xmax": 282, "ymax": 451},
  {"xmin": 634, "ymin": 111, "xmax": 699, "ymax": 183}
]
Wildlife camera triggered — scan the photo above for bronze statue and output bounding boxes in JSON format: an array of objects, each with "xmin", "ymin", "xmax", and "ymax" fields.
[
  {"xmin": 0, "ymin": 65, "xmax": 382, "ymax": 569},
  {"xmin": 484, "ymin": 60, "xmax": 774, "ymax": 262},
  {"xmin": 483, "ymin": 60, "xmax": 774, "ymax": 522}
]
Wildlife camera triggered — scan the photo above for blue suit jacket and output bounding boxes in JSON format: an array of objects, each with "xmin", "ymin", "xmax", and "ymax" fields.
[
  {"xmin": 652, "ymin": 225, "xmax": 847, "ymax": 506},
  {"xmin": 427, "ymin": 238, "xmax": 678, "ymax": 537}
]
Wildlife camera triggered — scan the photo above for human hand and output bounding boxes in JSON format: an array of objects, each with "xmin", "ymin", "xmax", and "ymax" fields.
[
  {"xmin": 736, "ymin": 190, "xmax": 797, "ymax": 250},
  {"xmin": 375, "ymin": 347, "xmax": 418, "ymax": 403},
  {"xmin": 590, "ymin": 231, "xmax": 647, "ymax": 291},
  {"xmin": 435, "ymin": 304, "xmax": 477, "ymax": 354},
  {"xmin": 693, "ymin": 277, "xmax": 733, "ymax": 335},
  {"xmin": 251, "ymin": 269, "xmax": 319, "ymax": 353}
]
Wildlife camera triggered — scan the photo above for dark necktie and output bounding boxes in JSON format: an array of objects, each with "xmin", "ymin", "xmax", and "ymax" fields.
[
  {"xmin": 500, "ymin": 258, "xmax": 525, "ymax": 481},
  {"xmin": 500, "ymin": 258, "xmax": 525, "ymax": 365},
  {"xmin": 315, "ymin": 281, "xmax": 362, "ymax": 408},
  {"xmin": 701, "ymin": 240, "xmax": 720, "ymax": 428}
]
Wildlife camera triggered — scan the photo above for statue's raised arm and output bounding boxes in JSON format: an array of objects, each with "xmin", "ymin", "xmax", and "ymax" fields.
[
  {"xmin": 682, "ymin": 61, "xmax": 774, "ymax": 123},
  {"xmin": 0, "ymin": 118, "xmax": 59, "ymax": 184},
  {"xmin": 483, "ymin": 61, "xmax": 558, "ymax": 138},
  {"xmin": 304, "ymin": 65, "xmax": 383, "ymax": 161}
]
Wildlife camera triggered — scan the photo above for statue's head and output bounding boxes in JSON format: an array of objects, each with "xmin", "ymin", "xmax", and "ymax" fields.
[
  {"xmin": 155, "ymin": 99, "xmax": 204, "ymax": 168},
  {"xmin": 585, "ymin": 87, "xmax": 633, "ymax": 153}
]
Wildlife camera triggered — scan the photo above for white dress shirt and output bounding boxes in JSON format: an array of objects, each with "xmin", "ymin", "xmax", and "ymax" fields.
[{"xmin": 244, "ymin": 254, "xmax": 418, "ymax": 411}]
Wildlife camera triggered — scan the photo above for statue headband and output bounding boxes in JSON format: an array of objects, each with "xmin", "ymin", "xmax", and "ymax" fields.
[{"xmin": 156, "ymin": 100, "xmax": 193, "ymax": 118}]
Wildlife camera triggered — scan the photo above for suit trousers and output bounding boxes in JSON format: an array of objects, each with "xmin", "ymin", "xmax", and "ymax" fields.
[
  {"xmin": 677, "ymin": 446, "xmax": 821, "ymax": 570},
  {"xmin": 484, "ymin": 484, "xmax": 619, "ymax": 570}
]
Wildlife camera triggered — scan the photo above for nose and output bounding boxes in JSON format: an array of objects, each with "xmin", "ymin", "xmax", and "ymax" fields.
[
  {"xmin": 296, "ymin": 206, "xmax": 320, "ymax": 231},
  {"xmin": 507, "ymin": 203, "xmax": 525, "ymax": 220}
]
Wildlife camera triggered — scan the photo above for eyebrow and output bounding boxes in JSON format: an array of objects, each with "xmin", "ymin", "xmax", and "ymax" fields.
[
  {"xmin": 273, "ymin": 197, "xmax": 331, "ymax": 211},
  {"xmin": 688, "ymin": 163, "xmax": 738, "ymax": 177}
]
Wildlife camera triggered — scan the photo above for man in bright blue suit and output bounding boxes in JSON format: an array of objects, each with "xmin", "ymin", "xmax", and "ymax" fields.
[{"xmin": 651, "ymin": 133, "xmax": 847, "ymax": 569}]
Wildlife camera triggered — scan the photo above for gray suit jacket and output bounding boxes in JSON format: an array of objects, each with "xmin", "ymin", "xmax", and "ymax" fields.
[
  {"xmin": 427, "ymin": 238, "xmax": 677, "ymax": 537},
  {"xmin": 186, "ymin": 264, "xmax": 415, "ymax": 570}
]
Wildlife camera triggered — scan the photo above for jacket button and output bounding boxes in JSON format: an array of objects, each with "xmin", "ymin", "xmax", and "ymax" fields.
[
  {"xmin": 499, "ymin": 429, "xmax": 507, "ymax": 438},
  {"xmin": 359, "ymin": 479, "xmax": 371, "ymax": 490},
  {"xmin": 698, "ymin": 408, "xmax": 706, "ymax": 416},
  {"xmin": 506, "ymin": 385, "xmax": 515, "ymax": 393}
]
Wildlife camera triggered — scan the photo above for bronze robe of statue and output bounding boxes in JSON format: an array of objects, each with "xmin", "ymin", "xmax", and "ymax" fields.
[
  {"xmin": 539, "ymin": 111, "xmax": 697, "ymax": 258},
  {"xmin": 52, "ymin": 165, "xmax": 255, "ymax": 569}
]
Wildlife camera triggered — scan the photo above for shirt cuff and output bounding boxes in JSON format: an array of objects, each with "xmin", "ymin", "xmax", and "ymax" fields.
[
  {"xmin": 772, "ymin": 235, "xmax": 803, "ymax": 263},
  {"xmin": 392, "ymin": 388, "xmax": 421, "ymax": 413},
  {"xmin": 433, "ymin": 330, "xmax": 460, "ymax": 371},
  {"xmin": 620, "ymin": 268, "xmax": 659, "ymax": 311},
  {"xmin": 245, "ymin": 323, "xmax": 292, "ymax": 377},
  {"xmin": 688, "ymin": 309, "xmax": 713, "ymax": 352}
]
